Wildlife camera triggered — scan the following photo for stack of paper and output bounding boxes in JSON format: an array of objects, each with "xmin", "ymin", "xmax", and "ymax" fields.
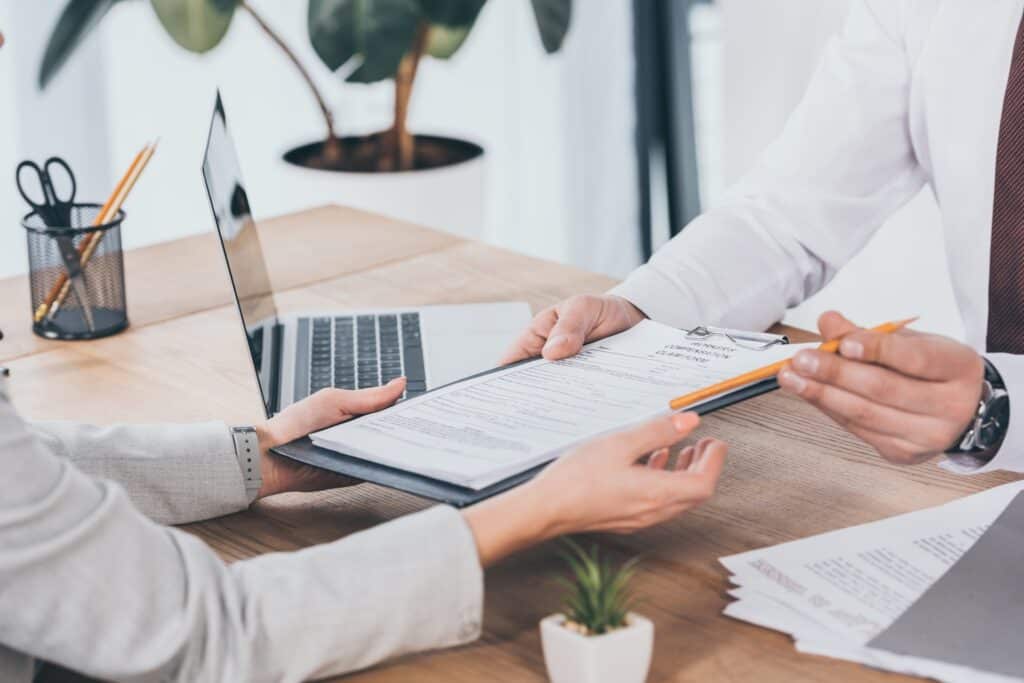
[
  {"xmin": 720, "ymin": 481, "xmax": 1024, "ymax": 682},
  {"xmin": 312, "ymin": 320, "xmax": 812, "ymax": 489}
]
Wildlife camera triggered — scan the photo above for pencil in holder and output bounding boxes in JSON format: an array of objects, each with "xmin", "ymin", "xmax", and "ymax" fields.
[{"xmin": 23, "ymin": 203, "xmax": 129, "ymax": 340}]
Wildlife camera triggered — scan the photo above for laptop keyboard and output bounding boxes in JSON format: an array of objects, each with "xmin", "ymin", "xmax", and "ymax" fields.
[{"xmin": 308, "ymin": 313, "xmax": 426, "ymax": 399}]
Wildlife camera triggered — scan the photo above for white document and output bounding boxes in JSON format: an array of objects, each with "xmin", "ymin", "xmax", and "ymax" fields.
[
  {"xmin": 720, "ymin": 481, "xmax": 1024, "ymax": 683},
  {"xmin": 312, "ymin": 320, "xmax": 811, "ymax": 489}
]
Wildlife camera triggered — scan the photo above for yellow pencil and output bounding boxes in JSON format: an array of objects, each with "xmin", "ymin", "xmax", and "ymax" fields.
[
  {"xmin": 667, "ymin": 317, "xmax": 918, "ymax": 411},
  {"xmin": 33, "ymin": 143, "xmax": 154, "ymax": 323},
  {"xmin": 43, "ymin": 141, "xmax": 158, "ymax": 322}
]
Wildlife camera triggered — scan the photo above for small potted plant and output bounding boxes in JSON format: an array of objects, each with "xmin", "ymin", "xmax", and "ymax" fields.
[{"xmin": 540, "ymin": 540, "xmax": 654, "ymax": 683}]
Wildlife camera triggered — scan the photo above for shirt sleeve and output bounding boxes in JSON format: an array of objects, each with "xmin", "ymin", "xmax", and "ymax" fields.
[
  {"xmin": 610, "ymin": 0, "xmax": 925, "ymax": 332},
  {"xmin": 0, "ymin": 397, "xmax": 483, "ymax": 683},
  {"xmin": 942, "ymin": 353, "xmax": 1023, "ymax": 474},
  {"xmin": 27, "ymin": 419, "xmax": 249, "ymax": 525}
]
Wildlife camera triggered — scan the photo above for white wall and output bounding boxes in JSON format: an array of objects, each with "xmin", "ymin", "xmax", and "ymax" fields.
[
  {"xmin": 715, "ymin": 0, "xmax": 964, "ymax": 340},
  {"xmin": 0, "ymin": 0, "xmax": 639, "ymax": 281},
  {"xmin": 0, "ymin": 1, "xmax": 113, "ymax": 279}
]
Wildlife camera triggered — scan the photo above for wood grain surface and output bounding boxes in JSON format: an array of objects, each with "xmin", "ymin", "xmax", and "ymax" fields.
[{"xmin": 4, "ymin": 205, "xmax": 1017, "ymax": 683}]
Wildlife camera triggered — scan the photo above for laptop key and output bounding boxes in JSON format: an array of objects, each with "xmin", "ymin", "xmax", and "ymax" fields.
[{"xmin": 402, "ymin": 344, "xmax": 425, "ymax": 382}]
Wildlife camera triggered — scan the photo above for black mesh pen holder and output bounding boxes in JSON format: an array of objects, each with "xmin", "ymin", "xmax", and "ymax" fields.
[{"xmin": 23, "ymin": 203, "xmax": 129, "ymax": 340}]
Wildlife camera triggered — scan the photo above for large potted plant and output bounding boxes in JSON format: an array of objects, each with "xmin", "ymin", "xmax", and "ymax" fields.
[
  {"xmin": 39, "ymin": 0, "xmax": 573, "ymax": 238},
  {"xmin": 39, "ymin": 1, "xmax": 345, "ymax": 161},
  {"xmin": 288, "ymin": 0, "xmax": 572, "ymax": 237},
  {"xmin": 540, "ymin": 541, "xmax": 654, "ymax": 683}
]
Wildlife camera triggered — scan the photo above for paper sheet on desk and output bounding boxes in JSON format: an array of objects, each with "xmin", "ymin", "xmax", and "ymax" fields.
[
  {"xmin": 720, "ymin": 481, "xmax": 1024, "ymax": 683},
  {"xmin": 312, "ymin": 320, "xmax": 812, "ymax": 489}
]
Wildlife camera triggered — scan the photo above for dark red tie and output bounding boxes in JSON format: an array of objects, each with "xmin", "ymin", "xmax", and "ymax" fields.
[{"xmin": 989, "ymin": 15, "xmax": 1024, "ymax": 354}]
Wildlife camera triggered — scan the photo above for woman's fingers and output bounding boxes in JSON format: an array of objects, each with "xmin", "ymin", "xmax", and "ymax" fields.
[
  {"xmin": 692, "ymin": 438, "xmax": 728, "ymax": 476},
  {"xmin": 647, "ymin": 448, "xmax": 671, "ymax": 470},
  {"xmin": 674, "ymin": 445, "xmax": 696, "ymax": 471},
  {"xmin": 631, "ymin": 438, "xmax": 728, "ymax": 510},
  {"xmin": 267, "ymin": 378, "xmax": 407, "ymax": 446},
  {"xmin": 604, "ymin": 412, "xmax": 700, "ymax": 464},
  {"xmin": 321, "ymin": 377, "xmax": 407, "ymax": 416}
]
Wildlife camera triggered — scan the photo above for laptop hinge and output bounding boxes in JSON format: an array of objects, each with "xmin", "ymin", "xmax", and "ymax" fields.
[{"xmin": 268, "ymin": 322, "xmax": 284, "ymax": 415}]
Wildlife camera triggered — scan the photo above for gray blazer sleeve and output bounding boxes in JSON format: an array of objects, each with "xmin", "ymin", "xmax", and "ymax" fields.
[
  {"xmin": 28, "ymin": 420, "xmax": 249, "ymax": 525},
  {"xmin": 0, "ymin": 399, "xmax": 484, "ymax": 683}
]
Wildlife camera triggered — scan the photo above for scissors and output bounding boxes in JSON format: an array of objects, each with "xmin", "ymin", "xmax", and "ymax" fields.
[
  {"xmin": 16, "ymin": 157, "xmax": 94, "ymax": 331},
  {"xmin": 16, "ymin": 157, "xmax": 77, "ymax": 227}
]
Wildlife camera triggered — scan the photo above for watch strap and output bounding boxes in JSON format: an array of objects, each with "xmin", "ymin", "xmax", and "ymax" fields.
[
  {"xmin": 947, "ymin": 359, "xmax": 1009, "ymax": 464},
  {"xmin": 231, "ymin": 426, "xmax": 262, "ymax": 502}
]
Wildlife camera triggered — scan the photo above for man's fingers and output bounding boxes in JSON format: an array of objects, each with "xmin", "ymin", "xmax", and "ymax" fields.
[
  {"xmin": 605, "ymin": 412, "xmax": 700, "ymax": 462},
  {"xmin": 837, "ymin": 329, "xmax": 983, "ymax": 382},
  {"xmin": 499, "ymin": 307, "xmax": 558, "ymax": 365},
  {"xmin": 542, "ymin": 298, "xmax": 598, "ymax": 360},
  {"xmin": 841, "ymin": 422, "xmax": 939, "ymax": 465},
  {"xmin": 789, "ymin": 349, "xmax": 957, "ymax": 415},
  {"xmin": 778, "ymin": 369, "xmax": 955, "ymax": 448},
  {"xmin": 818, "ymin": 310, "xmax": 861, "ymax": 342}
]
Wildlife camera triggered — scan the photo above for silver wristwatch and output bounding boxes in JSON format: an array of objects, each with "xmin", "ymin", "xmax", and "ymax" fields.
[
  {"xmin": 231, "ymin": 426, "xmax": 262, "ymax": 502},
  {"xmin": 948, "ymin": 361, "xmax": 1010, "ymax": 463}
]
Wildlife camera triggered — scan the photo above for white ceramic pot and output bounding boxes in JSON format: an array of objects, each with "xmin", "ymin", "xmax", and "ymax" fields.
[
  {"xmin": 277, "ymin": 135, "xmax": 485, "ymax": 241},
  {"xmin": 540, "ymin": 613, "xmax": 654, "ymax": 683}
]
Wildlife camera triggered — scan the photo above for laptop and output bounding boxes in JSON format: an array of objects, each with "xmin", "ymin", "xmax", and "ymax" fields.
[{"xmin": 201, "ymin": 93, "xmax": 531, "ymax": 416}]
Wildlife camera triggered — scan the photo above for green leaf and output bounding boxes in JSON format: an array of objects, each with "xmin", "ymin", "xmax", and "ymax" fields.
[
  {"xmin": 530, "ymin": 0, "xmax": 571, "ymax": 53},
  {"xmin": 38, "ymin": 0, "xmax": 123, "ymax": 90},
  {"xmin": 556, "ymin": 539, "xmax": 637, "ymax": 634},
  {"xmin": 426, "ymin": 22, "xmax": 470, "ymax": 58},
  {"xmin": 418, "ymin": 0, "xmax": 485, "ymax": 27},
  {"xmin": 308, "ymin": 0, "xmax": 422, "ymax": 84},
  {"xmin": 150, "ymin": 0, "xmax": 237, "ymax": 53}
]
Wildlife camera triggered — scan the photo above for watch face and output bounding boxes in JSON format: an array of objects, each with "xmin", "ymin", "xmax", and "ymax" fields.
[{"xmin": 979, "ymin": 394, "xmax": 1011, "ymax": 448}]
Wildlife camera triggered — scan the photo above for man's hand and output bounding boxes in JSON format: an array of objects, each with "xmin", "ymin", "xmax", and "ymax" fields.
[
  {"xmin": 777, "ymin": 311, "xmax": 984, "ymax": 465},
  {"xmin": 254, "ymin": 378, "xmax": 406, "ymax": 498},
  {"xmin": 500, "ymin": 294, "xmax": 646, "ymax": 365}
]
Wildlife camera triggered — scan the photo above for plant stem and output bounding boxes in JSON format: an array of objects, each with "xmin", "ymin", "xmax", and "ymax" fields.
[
  {"xmin": 240, "ymin": 1, "xmax": 342, "ymax": 164},
  {"xmin": 389, "ymin": 21, "xmax": 430, "ymax": 171}
]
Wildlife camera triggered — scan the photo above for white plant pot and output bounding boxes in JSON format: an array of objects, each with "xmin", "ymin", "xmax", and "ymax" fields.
[
  {"xmin": 540, "ymin": 613, "xmax": 654, "ymax": 683},
  {"xmin": 277, "ymin": 135, "xmax": 485, "ymax": 241}
]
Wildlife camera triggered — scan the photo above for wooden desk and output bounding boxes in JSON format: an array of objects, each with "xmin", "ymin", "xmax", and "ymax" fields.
[{"xmin": 3, "ymin": 206, "xmax": 1017, "ymax": 682}]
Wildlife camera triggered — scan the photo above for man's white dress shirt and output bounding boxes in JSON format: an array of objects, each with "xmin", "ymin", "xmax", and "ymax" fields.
[{"xmin": 612, "ymin": 0, "xmax": 1024, "ymax": 473}]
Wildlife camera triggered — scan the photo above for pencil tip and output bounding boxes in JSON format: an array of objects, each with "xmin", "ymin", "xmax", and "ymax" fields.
[{"xmin": 896, "ymin": 316, "xmax": 919, "ymax": 328}]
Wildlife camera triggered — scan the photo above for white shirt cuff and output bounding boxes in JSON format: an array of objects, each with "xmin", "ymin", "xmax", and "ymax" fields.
[
  {"xmin": 940, "ymin": 353, "xmax": 1022, "ymax": 475},
  {"xmin": 608, "ymin": 265, "xmax": 703, "ymax": 331}
]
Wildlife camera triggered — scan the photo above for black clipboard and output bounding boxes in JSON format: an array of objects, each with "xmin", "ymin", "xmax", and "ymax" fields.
[{"xmin": 271, "ymin": 359, "xmax": 781, "ymax": 508}]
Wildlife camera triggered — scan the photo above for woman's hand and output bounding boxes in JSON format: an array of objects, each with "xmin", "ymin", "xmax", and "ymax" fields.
[
  {"xmin": 463, "ymin": 412, "xmax": 727, "ymax": 567},
  {"xmin": 254, "ymin": 378, "xmax": 406, "ymax": 498}
]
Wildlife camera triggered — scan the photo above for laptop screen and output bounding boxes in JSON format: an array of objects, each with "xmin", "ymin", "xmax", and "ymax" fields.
[{"xmin": 201, "ymin": 93, "xmax": 278, "ymax": 416}]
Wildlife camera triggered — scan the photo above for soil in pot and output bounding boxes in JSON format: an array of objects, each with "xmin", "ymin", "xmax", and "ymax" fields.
[{"xmin": 283, "ymin": 133, "xmax": 483, "ymax": 174}]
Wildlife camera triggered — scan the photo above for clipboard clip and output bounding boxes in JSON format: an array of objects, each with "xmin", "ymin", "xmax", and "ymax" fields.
[{"xmin": 684, "ymin": 325, "xmax": 789, "ymax": 351}]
